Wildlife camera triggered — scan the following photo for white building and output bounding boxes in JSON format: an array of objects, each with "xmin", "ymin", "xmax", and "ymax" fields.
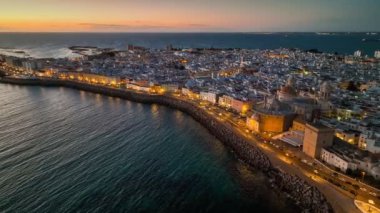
[
  {"xmin": 374, "ymin": 51, "xmax": 380, "ymax": 59},
  {"xmin": 126, "ymin": 83, "xmax": 150, "ymax": 92},
  {"xmin": 321, "ymin": 148, "xmax": 357, "ymax": 172},
  {"xmin": 359, "ymin": 132, "xmax": 380, "ymax": 154},
  {"xmin": 355, "ymin": 157, "xmax": 380, "ymax": 180},
  {"xmin": 354, "ymin": 50, "xmax": 362, "ymax": 57},
  {"xmin": 161, "ymin": 84, "xmax": 179, "ymax": 93},
  {"xmin": 200, "ymin": 91, "xmax": 218, "ymax": 104}
]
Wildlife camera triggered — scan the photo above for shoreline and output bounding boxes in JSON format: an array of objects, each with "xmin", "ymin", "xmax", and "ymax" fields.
[{"xmin": 0, "ymin": 77, "xmax": 332, "ymax": 212}]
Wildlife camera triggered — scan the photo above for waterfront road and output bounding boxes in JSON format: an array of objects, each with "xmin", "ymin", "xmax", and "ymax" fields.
[{"xmin": 184, "ymin": 96, "xmax": 362, "ymax": 213}]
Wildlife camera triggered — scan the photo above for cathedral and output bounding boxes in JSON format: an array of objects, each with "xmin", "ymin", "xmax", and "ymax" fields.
[{"xmin": 247, "ymin": 76, "xmax": 334, "ymax": 134}]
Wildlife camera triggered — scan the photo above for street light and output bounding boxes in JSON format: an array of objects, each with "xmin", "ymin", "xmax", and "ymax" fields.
[
  {"xmin": 361, "ymin": 171, "xmax": 366, "ymax": 182},
  {"xmin": 368, "ymin": 199, "xmax": 374, "ymax": 212}
]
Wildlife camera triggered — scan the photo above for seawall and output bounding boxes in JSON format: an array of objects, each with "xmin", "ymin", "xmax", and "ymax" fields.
[{"xmin": 0, "ymin": 77, "xmax": 332, "ymax": 212}]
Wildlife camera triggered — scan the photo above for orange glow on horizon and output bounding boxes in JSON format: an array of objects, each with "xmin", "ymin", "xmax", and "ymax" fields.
[
  {"xmin": 1, "ymin": 0, "xmax": 378, "ymax": 32},
  {"xmin": 0, "ymin": 19, "xmax": 217, "ymax": 32}
]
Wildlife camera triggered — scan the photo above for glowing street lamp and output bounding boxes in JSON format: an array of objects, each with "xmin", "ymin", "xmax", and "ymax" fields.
[
  {"xmin": 361, "ymin": 171, "xmax": 366, "ymax": 182},
  {"xmin": 368, "ymin": 199, "xmax": 374, "ymax": 212}
]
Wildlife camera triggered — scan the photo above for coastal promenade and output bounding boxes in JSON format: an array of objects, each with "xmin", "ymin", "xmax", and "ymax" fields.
[{"xmin": 0, "ymin": 76, "xmax": 342, "ymax": 212}]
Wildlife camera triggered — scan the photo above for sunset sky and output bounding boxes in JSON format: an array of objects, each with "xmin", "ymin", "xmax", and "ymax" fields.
[{"xmin": 0, "ymin": 0, "xmax": 379, "ymax": 32}]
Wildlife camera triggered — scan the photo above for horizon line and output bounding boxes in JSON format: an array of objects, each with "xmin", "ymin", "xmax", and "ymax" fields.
[{"xmin": 0, "ymin": 31, "xmax": 379, "ymax": 34}]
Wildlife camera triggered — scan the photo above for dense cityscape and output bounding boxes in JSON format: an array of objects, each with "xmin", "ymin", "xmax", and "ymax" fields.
[{"xmin": 1, "ymin": 45, "xmax": 380, "ymax": 212}]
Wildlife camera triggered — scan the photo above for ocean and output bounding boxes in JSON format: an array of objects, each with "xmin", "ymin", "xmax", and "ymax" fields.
[
  {"xmin": 0, "ymin": 32, "xmax": 379, "ymax": 58},
  {"xmin": 0, "ymin": 84, "xmax": 298, "ymax": 212}
]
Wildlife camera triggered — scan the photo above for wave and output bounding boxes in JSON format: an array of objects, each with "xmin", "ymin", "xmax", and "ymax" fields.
[{"xmin": 0, "ymin": 47, "xmax": 81, "ymax": 59}]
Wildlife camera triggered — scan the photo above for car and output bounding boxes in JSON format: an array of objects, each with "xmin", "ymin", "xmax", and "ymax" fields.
[
  {"xmin": 369, "ymin": 192, "xmax": 377, "ymax": 197},
  {"xmin": 352, "ymin": 184, "xmax": 360, "ymax": 190}
]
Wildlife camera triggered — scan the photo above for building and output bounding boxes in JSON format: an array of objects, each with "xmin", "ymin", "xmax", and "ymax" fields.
[
  {"xmin": 355, "ymin": 157, "xmax": 380, "ymax": 180},
  {"xmin": 5, "ymin": 56, "xmax": 22, "ymax": 67},
  {"xmin": 302, "ymin": 122, "xmax": 334, "ymax": 158},
  {"xmin": 246, "ymin": 113, "xmax": 260, "ymax": 132},
  {"xmin": 335, "ymin": 129, "xmax": 360, "ymax": 145},
  {"xmin": 127, "ymin": 80, "xmax": 151, "ymax": 91},
  {"xmin": 292, "ymin": 118, "xmax": 306, "ymax": 132},
  {"xmin": 35, "ymin": 68, "xmax": 56, "ymax": 77},
  {"xmin": 277, "ymin": 75, "xmax": 297, "ymax": 102},
  {"xmin": 231, "ymin": 98, "xmax": 251, "ymax": 115},
  {"xmin": 22, "ymin": 60, "xmax": 43, "ymax": 73},
  {"xmin": 321, "ymin": 148, "xmax": 357, "ymax": 172},
  {"xmin": 290, "ymin": 98, "xmax": 321, "ymax": 121},
  {"xmin": 161, "ymin": 84, "xmax": 179, "ymax": 93},
  {"xmin": 354, "ymin": 50, "xmax": 362, "ymax": 57},
  {"xmin": 374, "ymin": 50, "xmax": 380, "ymax": 59},
  {"xmin": 359, "ymin": 132, "xmax": 380, "ymax": 154},
  {"xmin": 218, "ymin": 95, "xmax": 251, "ymax": 114},
  {"xmin": 59, "ymin": 71, "xmax": 121, "ymax": 86},
  {"xmin": 247, "ymin": 96, "xmax": 295, "ymax": 133},
  {"xmin": 218, "ymin": 95, "xmax": 234, "ymax": 108},
  {"xmin": 317, "ymin": 81, "xmax": 334, "ymax": 117},
  {"xmin": 200, "ymin": 91, "xmax": 218, "ymax": 104},
  {"xmin": 181, "ymin": 88, "xmax": 199, "ymax": 99}
]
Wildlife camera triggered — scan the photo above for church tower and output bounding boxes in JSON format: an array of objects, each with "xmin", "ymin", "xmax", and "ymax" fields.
[{"xmin": 320, "ymin": 81, "xmax": 332, "ymax": 101}]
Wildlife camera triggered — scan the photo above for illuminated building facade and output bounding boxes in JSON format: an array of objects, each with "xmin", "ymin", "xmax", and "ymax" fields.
[
  {"xmin": 291, "ymin": 119, "xmax": 306, "ymax": 132},
  {"xmin": 247, "ymin": 97, "xmax": 295, "ymax": 133},
  {"xmin": 335, "ymin": 129, "xmax": 360, "ymax": 145},
  {"xmin": 59, "ymin": 71, "xmax": 121, "ymax": 86},
  {"xmin": 231, "ymin": 99, "xmax": 251, "ymax": 115},
  {"xmin": 200, "ymin": 91, "xmax": 218, "ymax": 104},
  {"xmin": 218, "ymin": 95, "xmax": 251, "ymax": 114},
  {"xmin": 161, "ymin": 84, "xmax": 179, "ymax": 93},
  {"xmin": 181, "ymin": 88, "xmax": 200, "ymax": 99},
  {"xmin": 218, "ymin": 95, "xmax": 234, "ymax": 108},
  {"xmin": 359, "ymin": 133, "xmax": 380, "ymax": 154}
]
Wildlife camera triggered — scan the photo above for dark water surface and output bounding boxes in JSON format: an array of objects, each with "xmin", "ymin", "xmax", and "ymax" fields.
[
  {"xmin": 0, "ymin": 84, "xmax": 298, "ymax": 212},
  {"xmin": 0, "ymin": 33, "xmax": 379, "ymax": 58}
]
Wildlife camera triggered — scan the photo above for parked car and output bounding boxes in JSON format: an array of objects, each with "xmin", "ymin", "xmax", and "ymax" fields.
[{"xmin": 350, "ymin": 190, "xmax": 358, "ymax": 196}]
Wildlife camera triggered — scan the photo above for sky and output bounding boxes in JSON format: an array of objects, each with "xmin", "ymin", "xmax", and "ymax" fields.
[{"xmin": 0, "ymin": 0, "xmax": 379, "ymax": 32}]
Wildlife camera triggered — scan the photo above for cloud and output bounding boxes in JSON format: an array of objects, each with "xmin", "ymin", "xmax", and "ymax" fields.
[
  {"xmin": 77, "ymin": 22, "xmax": 213, "ymax": 31},
  {"xmin": 184, "ymin": 24, "xmax": 210, "ymax": 28},
  {"xmin": 78, "ymin": 22, "xmax": 167, "ymax": 29}
]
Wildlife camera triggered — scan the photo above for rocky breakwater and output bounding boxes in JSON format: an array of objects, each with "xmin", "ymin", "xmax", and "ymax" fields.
[
  {"xmin": 0, "ymin": 77, "xmax": 332, "ymax": 212},
  {"xmin": 269, "ymin": 169, "xmax": 332, "ymax": 212}
]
